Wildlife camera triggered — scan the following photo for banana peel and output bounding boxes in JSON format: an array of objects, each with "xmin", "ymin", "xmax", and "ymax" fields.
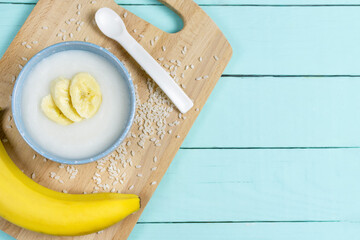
[{"xmin": 0, "ymin": 141, "xmax": 140, "ymax": 236}]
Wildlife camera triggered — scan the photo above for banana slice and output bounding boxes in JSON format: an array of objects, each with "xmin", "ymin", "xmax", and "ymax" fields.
[
  {"xmin": 50, "ymin": 77, "xmax": 83, "ymax": 122},
  {"xmin": 41, "ymin": 95, "xmax": 73, "ymax": 125},
  {"xmin": 70, "ymin": 73, "xmax": 102, "ymax": 119}
]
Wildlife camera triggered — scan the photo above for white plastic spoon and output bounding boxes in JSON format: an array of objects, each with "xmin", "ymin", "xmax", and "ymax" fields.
[{"xmin": 95, "ymin": 7, "xmax": 193, "ymax": 113}]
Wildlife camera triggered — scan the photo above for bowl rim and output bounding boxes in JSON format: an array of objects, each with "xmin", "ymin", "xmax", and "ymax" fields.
[{"xmin": 12, "ymin": 41, "xmax": 136, "ymax": 165}]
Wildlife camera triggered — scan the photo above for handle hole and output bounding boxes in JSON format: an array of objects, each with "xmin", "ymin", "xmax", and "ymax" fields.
[{"xmin": 118, "ymin": 1, "xmax": 184, "ymax": 33}]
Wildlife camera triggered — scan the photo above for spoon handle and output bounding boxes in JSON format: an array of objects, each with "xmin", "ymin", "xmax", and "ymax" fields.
[{"xmin": 115, "ymin": 33, "xmax": 193, "ymax": 114}]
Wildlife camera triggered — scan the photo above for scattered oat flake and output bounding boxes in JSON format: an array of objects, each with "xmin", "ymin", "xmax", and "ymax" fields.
[
  {"xmin": 57, "ymin": 33, "xmax": 63, "ymax": 37},
  {"xmin": 55, "ymin": 176, "xmax": 60, "ymax": 180},
  {"xmin": 90, "ymin": 0, "xmax": 96, "ymax": 4},
  {"xmin": 18, "ymin": 64, "xmax": 23, "ymax": 70},
  {"xmin": 32, "ymin": 41, "xmax": 38, "ymax": 44},
  {"xmin": 128, "ymin": 184, "xmax": 134, "ymax": 190},
  {"xmin": 62, "ymin": 36, "xmax": 66, "ymax": 41},
  {"xmin": 97, "ymin": 230, "xmax": 103, "ymax": 234},
  {"xmin": 153, "ymin": 156, "xmax": 158, "ymax": 162},
  {"xmin": 195, "ymin": 108, "xmax": 200, "ymax": 111},
  {"xmin": 176, "ymin": 135, "xmax": 180, "ymax": 138},
  {"xmin": 25, "ymin": 44, "xmax": 32, "ymax": 49},
  {"xmin": 21, "ymin": 57, "xmax": 28, "ymax": 61},
  {"xmin": 32, "ymin": 154, "xmax": 36, "ymax": 159},
  {"xmin": 139, "ymin": 34, "xmax": 144, "ymax": 38},
  {"xmin": 203, "ymin": 75, "xmax": 209, "ymax": 79},
  {"xmin": 214, "ymin": 55, "xmax": 219, "ymax": 61},
  {"xmin": 181, "ymin": 83, "xmax": 186, "ymax": 89},
  {"xmin": 135, "ymin": 165, "xmax": 141, "ymax": 169},
  {"xmin": 62, "ymin": 190, "xmax": 68, "ymax": 193},
  {"xmin": 84, "ymin": 37, "xmax": 89, "ymax": 42},
  {"xmin": 21, "ymin": 42, "xmax": 27, "ymax": 46},
  {"xmin": 162, "ymin": 46, "xmax": 166, "ymax": 51},
  {"xmin": 69, "ymin": 33, "xmax": 73, "ymax": 38},
  {"xmin": 77, "ymin": 11, "xmax": 80, "ymax": 15},
  {"xmin": 31, "ymin": 173, "xmax": 35, "ymax": 179},
  {"xmin": 150, "ymin": 181, "xmax": 157, "ymax": 185},
  {"xmin": 199, "ymin": 57, "xmax": 203, "ymax": 62},
  {"xmin": 80, "ymin": 21, "xmax": 84, "ymax": 26},
  {"xmin": 157, "ymin": 57, "xmax": 164, "ymax": 61},
  {"xmin": 190, "ymin": 64, "xmax": 195, "ymax": 69},
  {"xmin": 151, "ymin": 167, "xmax": 157, "ymax": 171},
  {"xmin": 150, "ymin": 40, "xmax": 154, "ymax": 46},
  {"xmin": 137, "ymin": 173, "xmax": 143, "ymax": 177},
  {"xmin": 77, "ymin": 26, "xmax": 81, "ymax": 31},
  {"xmin": 195, "ymin": 77, "xmax": 202, "ymax": 81},
  {"xmin": 154, "ymin": 36, "xmax": 159, "ymax": 41},
  {"xmin": 70, "ymin": 18, "xmax": 76, "ymax": 22},
  {"xmin": 59, "ymin": 179, "xmax": 64, "ymax": 184},
  {"xmin": 60, "ymin": 29, "xmax": 66, "ymax": 33},
  {"xmin": 42, "ymin": 26, "xmax": 48, "ymax": 30},
  {"xmin": 77, "ymin": 3, "xmax": 81, "ymax": 9},
  {"xmin": 123, "ymin": 12, "xmax": 128, "ymax": 18},
  {"xmin": 43, "ymin": 158, "xmax": 47, "ymax": 162},
  {"xmin": 65, "ymin": 20, "xmax": 70, "ymax": 25}
]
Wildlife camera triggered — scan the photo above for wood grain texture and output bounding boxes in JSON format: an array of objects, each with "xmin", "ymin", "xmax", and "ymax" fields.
[
  {"xmin": 0, "ymin": 0, "xmax": 232, "ymax": 239},
  {"xmin": 184, "ymin": 77, "xmax": 360, "ymax": 147},
  {"xmin": 139, "ymin": 149, "xmax": 360, "ymax": 222},
  {"xmin": 130, "ymin": 222, "xmax": 360, "ymax": 240}
]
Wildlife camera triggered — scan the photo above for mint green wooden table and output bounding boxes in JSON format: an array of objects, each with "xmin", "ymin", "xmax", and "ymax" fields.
[{"xmin": 2, "ymin": 0, "xmax": 360, "ymax": 239}]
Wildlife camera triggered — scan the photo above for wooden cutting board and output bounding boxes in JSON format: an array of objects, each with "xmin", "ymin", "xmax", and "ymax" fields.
[{"xmin": 0, "ymin": 0, "xmax": 232, "ymax": 239}]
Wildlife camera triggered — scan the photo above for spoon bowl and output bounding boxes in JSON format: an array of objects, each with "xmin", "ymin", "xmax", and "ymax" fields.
[{"xmin": 95, "ymin": 8, "xmax": 127, "ymax": 38}]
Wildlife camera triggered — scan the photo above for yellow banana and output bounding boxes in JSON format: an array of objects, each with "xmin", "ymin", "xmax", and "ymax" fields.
[
  {"xmin": 50, "ymin": 77, "xmax": 83, "ymax": 122},
  {"xmin": 70, "ymin": 73, "xmax": 102, "ymax": 119},
  {"xmin": 40, "ymin": 94, "xmax": 73, "ymax": 125},
  {"xmin": 0, "ymin": 142, "xmax": 140, "ymax": 236}
]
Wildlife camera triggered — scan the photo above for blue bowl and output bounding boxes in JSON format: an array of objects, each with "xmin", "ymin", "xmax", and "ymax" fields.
[{"xmin": 12, "ymin": 41, "xmax": 136, "ymax": 165}]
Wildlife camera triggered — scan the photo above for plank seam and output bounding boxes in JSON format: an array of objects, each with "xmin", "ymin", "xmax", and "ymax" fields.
[
  {"xmin": 222, "ymin": 74, "xmax": 360, "ymax": 78},
  {"xmin": 180, "ymin": 147, "xmax": 360, "ymax": 149},
  {"xmin": 136, "ymin": 220, "xmax": 342, "ymax": 224}
]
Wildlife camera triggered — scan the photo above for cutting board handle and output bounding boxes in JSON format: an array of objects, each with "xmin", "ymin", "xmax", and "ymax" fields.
[{"xmin": 158, "ymin": 0, "xmax": 200, "ymax": 29}]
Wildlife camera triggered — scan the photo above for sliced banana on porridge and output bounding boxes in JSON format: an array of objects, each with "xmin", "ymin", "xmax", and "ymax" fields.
[
  {"xmin": 50, "ymin": 77, "xmax": 83, "ymax": 122},
  {"xmin": 41, "ymin": 95, "xmax": 73, "ymax": 126},
  {"xmin": 70, "ymin": 73, "xmax": 102, "ymax": 119}
]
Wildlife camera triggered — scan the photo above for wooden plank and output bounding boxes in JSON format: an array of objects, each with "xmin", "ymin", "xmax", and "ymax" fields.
[
  {"xmin": 5, "ymin": 5, "xmax": 360, "ymax": 74},
  {"xmin": 183, "ymin": 76, "xmax": 360, "ymax": 147},
  {"xmin": 130, "ymin": 222, "xmax": 360, "ymax": 240},
  {"xmin": 0, "ymin": 0, "xmax": 232, "ymax": 239},
  {"xmin": 139, "ymin": 149, "xmax": 360, "ymax": 222},
  {"xmin": 3, "ymin": 0, "xmax": 360, "ymax": 5}
]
